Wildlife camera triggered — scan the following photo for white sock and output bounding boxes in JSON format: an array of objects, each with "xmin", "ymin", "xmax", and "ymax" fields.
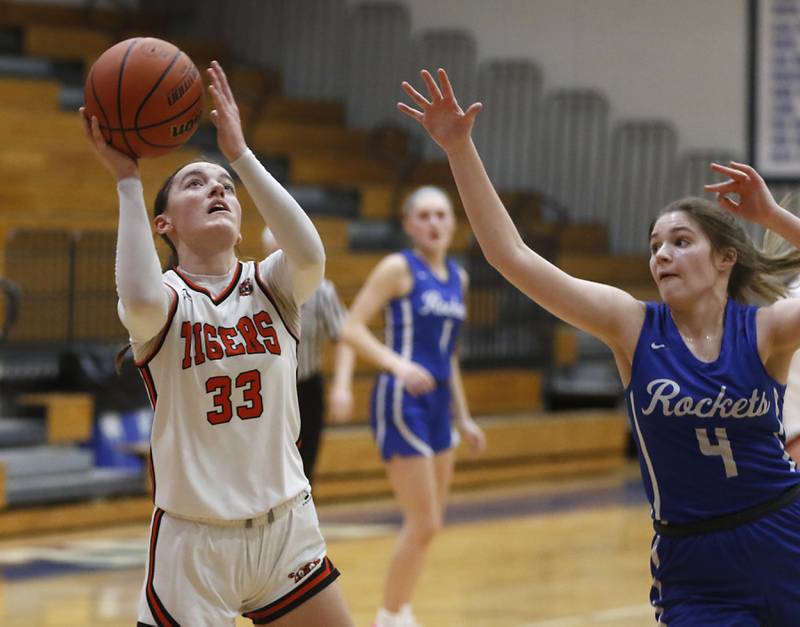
[{"xmin": 375, "ymin": 607, "xmax": 404, "ymax": 627}]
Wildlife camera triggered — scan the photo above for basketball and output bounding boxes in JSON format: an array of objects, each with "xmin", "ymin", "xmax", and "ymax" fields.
[{"xmin": 83, "ymin": 37, "xmax": 203, "ymax": 159}]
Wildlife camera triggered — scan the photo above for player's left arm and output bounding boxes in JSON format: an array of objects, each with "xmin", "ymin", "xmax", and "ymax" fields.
[
  {"xmin": 233, "ymin": 151, "xmax": 324, "ymax": 305},
  {"xmin": 209, "ymin": 61, "xmax": 324, "ymax": 305},
  {"xmin": 450, "ymin": 267, "xmax": 486, "ymax": 455}
]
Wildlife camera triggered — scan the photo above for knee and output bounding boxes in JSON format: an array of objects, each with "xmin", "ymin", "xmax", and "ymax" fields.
[{"xmin": 405, "ymin": 513, "xmax": 443, "ymax": 546}]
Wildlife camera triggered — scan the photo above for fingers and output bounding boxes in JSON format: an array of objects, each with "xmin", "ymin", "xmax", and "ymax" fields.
[
  {"xmin": 401, "ymin": 80, "xmax": 431, "ymax": 109},
  {"xmin": 704, "ymin": 180, "xmax": 740, "ymax": 193},
  {"xmin": 464, "ymin": 102, "xmax": 483, "ymax": 121},
  {"xmin": 397, "ymin": 102, "xmax": 424, "ymax": 122},
  {"xmin": 716, "ymin": 192, "xmax": 740, "ymax": 214},
  {"xmin": 209, "ymin": 60, "xmax": 235, "ymax": 103},
  {"xmin": 420, "ymin": 69, "xmax": 443, "ymax": 101},
  {"xmin": 709, "ymin": 162, "xmax": 749, "ymax": 181},
  {"xmin": 79, "ymin": 107, "xmax": 92, "ymax": 139},
  {"xmin": 729, "ymin": 160, "xmax": 759, "ymax": 178},
  {"xmin": 437, "ymin": 68, "xmax": 455, "ymax": 101}
]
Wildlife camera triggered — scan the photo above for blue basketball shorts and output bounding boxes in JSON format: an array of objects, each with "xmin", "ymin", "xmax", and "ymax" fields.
[
  {"xmin": 650, "ymin": 497, "xmax": 800, "ymax": 625},
  {"xmin": 369, "ymin": 373, "xmax": 456, "ymax": 460}
]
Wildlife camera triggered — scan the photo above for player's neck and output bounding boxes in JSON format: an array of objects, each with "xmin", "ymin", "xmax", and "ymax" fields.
[
  {"xmin": 175, "ymin": 248, "xmax": 238, "ymax": 276},
  {"xmin": 413, "ymin": 246, "xmax": 447, "ymax": 274},
  {"xmin": 669, "ymin": 295, "xmax": 727, "ymax": 346}
]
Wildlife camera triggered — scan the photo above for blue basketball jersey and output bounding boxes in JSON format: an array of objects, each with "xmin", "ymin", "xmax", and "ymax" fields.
[
  {"xmin": 626, "ymin": 299, "xmax": 800, "ymax": 524},
  {"xmin": 384, "ymin": 250, "xmax": 465, "ymax": 381}
]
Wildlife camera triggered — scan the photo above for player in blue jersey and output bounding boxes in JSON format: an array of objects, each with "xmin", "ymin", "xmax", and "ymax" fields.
[
  {"xmin": 399, "ymin": 68, "xmax": 800, "ymax": 625},
  {"xmin": 341, "ymin": 185, "xmax": 486, "ymax": 627}
]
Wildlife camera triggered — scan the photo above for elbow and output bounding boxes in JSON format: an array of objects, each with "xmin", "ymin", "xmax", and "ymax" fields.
[
  {"xmin": 296, "ymin": 240, "xmax": 326, "ymax": 280},
  {"xmin": 484, "ymin": 239, "xmax": 524, "ymax": 276}
]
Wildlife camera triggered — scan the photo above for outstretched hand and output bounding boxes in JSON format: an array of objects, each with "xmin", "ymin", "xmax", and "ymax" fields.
[
  {"xmin": 80, "ymin": 107, "xmax": 139, "ymax": 182},
  {"xmin": 397, "ymin": 68, "xmax": 482, "ymax": 155},
  {"xmin": 207, "ymin": 60, "xmax": 247, "ymax": 163},
  {"xmin": 704, "ymin": 162, "xmax": 781, "ymax": 227}
]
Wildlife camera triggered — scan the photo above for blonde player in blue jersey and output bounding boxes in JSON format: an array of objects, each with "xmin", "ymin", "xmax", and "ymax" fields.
[
  {"xmin": 82, "ymin": 61, "xmax": 352, "ymax": 627},
  {"xmin": 341, "ymin": 186, "xmax": 486, "ymax": 627},
  {"xmin": 399, "ymin": 68, "xmax": 800, "ymax": 625}
]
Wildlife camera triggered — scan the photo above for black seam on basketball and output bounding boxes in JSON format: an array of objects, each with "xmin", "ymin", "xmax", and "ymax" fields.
[
  {"xmin": 99, "ymin": 92, "xmax": 201, "ymax": 133},
  {"xmin": 133, "ymin": 49, "xmax": 181, "ymax": 130},
  {"xmin": 133, "ymin": 95, "xmax": 202, "ymax": 148},
  {"xmin": 117, "ymin": 38, "xmax": 140, "ymax": 159},
  {"xmin": 89, "ymin": 66, "xmax": 113, "ymax": 145}
]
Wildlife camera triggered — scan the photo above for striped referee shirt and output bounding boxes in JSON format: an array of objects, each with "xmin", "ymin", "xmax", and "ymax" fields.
[{"xmin": 297, "ymin": 279, "xmax": 346, "ymax": 382}]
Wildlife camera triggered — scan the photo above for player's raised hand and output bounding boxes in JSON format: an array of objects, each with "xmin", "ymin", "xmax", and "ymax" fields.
[
  {"xmin": 704, "ymin": 162, "xmax": 781, "ymax": 227},
  {"xmin": 207, "ymin": 60, "xmax": 247, "ymax": 163},
  {"xmin": 80, "ymin": 107, "xmax": 139, "ymax": 182},
  {"xmin": 398, "ymin": 68, "xmax": 482, "ymax": 155}
]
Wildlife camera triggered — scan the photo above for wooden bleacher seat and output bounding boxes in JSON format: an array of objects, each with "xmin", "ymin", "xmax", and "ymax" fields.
[
  {"xmin": 16, "ymin": 393, "xmax": 93, "ymax": 444},
  {"xmin": 325, "ymin": 368, "xmax": 541, "ymax": 425},
  {"xmin": 259, "ymin": 96, "xmax": 344, "ymax": 126},
  {"xmin": 313, "ymin": 409, "xmax": 629, "ymax": 502},
  {"xmin": 0, "ymin": 77, "xmax": 61, "ymax": 110},
  {"xmin": 23, "ymin": 23, "xmax": 111, "ymax": 66},
  {"xmin": 250, "ymin": 121, "xmax": 372, "ymax": 160}
]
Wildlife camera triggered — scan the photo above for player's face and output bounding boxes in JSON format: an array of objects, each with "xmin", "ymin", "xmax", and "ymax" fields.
[
  {"xmin": 649, "ymin": 211, "xmax": 729, "ymax": 304},
  {"xmin": 403, "ymin": 193, "xmax": 455, "ymax": 256},
  {"xmin": 162, "ymin": 162, "xmax": 242, "ymax": 248}
]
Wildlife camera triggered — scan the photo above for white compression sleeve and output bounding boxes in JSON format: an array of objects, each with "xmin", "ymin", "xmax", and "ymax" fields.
[
  {"xmin": 115, "ymin": 177, "xmax": 171, "ymax": 342},
  {"xmin": 230, "ymin": 149, "xmax": 324, "ymax": 304}
]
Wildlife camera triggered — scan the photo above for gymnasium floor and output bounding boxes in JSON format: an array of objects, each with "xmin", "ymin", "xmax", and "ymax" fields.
[{"xmin": 0, "ymin": 465, "xmax": 656, "ymax": 626}]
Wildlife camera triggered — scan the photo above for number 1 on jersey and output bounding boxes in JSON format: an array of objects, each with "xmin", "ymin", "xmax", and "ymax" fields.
[{"xmin": 696, "ymin": 427, "xmax": 738, "ymax": 478}]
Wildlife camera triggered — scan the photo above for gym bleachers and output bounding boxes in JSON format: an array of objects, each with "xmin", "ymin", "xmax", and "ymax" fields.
[{"xmin": 2, "ymin": 0, "xmax": 755, "ymax": 535}]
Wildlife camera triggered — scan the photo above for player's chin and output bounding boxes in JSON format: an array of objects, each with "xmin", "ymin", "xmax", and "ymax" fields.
[
  {"xmin": 658, "ymin": 285, "xmax": 693, "ymax": 309},
  {"xmin": 199, "ymin": 221, "xmax": 240, "ymax": 244}
]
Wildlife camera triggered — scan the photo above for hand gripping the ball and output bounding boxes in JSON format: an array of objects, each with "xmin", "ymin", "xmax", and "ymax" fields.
[{"xmin": 80, "ymin": 106, "xmax": 140, "ymax": 182}]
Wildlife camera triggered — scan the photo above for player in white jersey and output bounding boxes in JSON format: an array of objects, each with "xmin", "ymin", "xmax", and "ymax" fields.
[
  {"xmin": 399, "ymin": 68, "xmax": 800, "ymax": 624},
  {"xmin": 82, "ymin": 61, "xmax": 352, "ymax": 627}
]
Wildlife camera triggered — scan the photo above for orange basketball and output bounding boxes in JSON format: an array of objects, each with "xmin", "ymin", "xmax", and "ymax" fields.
[{"xmin": 84, "ymin": 37, "xmax": 203, "ymax": 159}]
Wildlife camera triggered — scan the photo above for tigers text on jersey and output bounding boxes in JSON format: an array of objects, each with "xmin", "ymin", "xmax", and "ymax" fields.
[
  {"xmin": 384, "ymin": 250, "xmax": 465, "ymax": 381},
  {"xmin": 135, "ymin": 259, "xmax": 308, "ymax": 521},
  {"xmin": 627, "ymin": 299, "xmax": 800, "ymax": 524}
]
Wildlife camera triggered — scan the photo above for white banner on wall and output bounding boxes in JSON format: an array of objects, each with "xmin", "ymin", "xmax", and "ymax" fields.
[{"xmin": 752, "ymin": 0, "xmax": 800, "ymax": 180}]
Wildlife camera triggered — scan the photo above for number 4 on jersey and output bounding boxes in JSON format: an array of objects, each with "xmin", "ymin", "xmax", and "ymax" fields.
[{"xmin": 696, "ymin": 427, "xmax": 739, "ymax": 478}]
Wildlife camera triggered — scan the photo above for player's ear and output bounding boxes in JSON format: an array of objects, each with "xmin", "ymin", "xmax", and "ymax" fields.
[
  {"xmin": 716, "ymin": 246, "xmax": 737, "ymax": 271},
  {"xmin": 154, "ymin": 214, "xmax": 172, "ymax": 235}
]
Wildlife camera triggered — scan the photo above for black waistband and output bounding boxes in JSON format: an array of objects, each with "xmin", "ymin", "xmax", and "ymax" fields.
[{"xmin": 653, "ymin": 482, "xmax": 800, "ymax": 538}]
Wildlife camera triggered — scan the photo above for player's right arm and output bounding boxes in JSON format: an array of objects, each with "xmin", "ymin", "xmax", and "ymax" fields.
[
  {"xmin": 398, "ymin": 69, "xmax": 645, "ymax": 358},
  {"xmin": 81, "ymin": 108, "xmax": 171, "ymax": 343},
  {"xmin": 340, "ymin": 254, "xmax": 436, "ymax": 397}
]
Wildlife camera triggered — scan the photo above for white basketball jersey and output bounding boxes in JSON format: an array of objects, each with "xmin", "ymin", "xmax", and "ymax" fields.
[{"xmin": 134, "ymin": 258, "xmax": 308, "ymax": 520}]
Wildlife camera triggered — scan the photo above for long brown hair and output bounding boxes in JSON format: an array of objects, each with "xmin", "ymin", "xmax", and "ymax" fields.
[{"xmin": 651, "ymin": 197, "xmax": 800, "ymax": 305}]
